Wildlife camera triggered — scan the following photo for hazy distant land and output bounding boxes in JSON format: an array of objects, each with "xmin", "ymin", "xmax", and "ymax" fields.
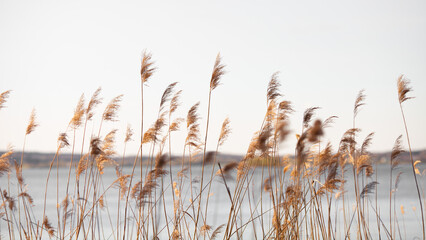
[{"xmin": 2, "ymin": 149, "xmax": 425, "ymax": 168}]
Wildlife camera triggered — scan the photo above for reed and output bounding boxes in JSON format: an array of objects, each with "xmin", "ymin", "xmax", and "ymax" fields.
[{"xmin": 1, "ymin": 55, "xmax": 425, "ymax": 240}]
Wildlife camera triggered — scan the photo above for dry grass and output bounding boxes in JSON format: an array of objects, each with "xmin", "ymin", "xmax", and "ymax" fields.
[{"xmin": 0, "ymin": 54, "xmax": 425, "ymax": 240}]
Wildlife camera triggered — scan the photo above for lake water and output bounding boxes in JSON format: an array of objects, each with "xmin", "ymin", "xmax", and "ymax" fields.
[{"xmin": 1, "ymin": 163, "xmax": 425, "ymax": 239}]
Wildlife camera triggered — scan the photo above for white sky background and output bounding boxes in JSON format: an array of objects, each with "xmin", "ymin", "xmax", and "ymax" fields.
[{"xmin": 0, "ymin": 0, "xmax": 425, "ymax": 156}]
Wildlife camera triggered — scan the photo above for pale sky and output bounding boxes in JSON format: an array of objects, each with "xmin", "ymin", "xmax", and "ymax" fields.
[{"xmin": 1, "ymin": 0, "xmax": 425, "ymax": 156}]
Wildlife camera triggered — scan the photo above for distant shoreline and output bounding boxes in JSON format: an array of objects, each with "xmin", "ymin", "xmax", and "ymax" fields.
[{"xmin": 4, "ymin": 150, "xmax": 425, "ymax": 168}]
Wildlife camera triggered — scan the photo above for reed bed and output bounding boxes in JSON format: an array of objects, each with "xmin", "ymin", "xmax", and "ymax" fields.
[{"xmin": 0, "ymin": 53, "xmax": 425, "ymax": 240}]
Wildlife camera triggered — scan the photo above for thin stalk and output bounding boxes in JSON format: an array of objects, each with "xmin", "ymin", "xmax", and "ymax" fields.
[{"xmin": 399, "ymin": 104, "xmax": 425, "ymax": 240}]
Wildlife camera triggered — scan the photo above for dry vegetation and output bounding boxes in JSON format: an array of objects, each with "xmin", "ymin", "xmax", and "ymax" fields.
[{"xmin": 0, "ymin": 52, "xmax": 425, "ymax": 239}]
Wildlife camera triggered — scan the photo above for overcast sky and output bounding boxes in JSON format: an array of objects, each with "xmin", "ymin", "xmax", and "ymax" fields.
[{"xmin": 1, "ymin": 0, "xmax": 425, "ymax": 156}]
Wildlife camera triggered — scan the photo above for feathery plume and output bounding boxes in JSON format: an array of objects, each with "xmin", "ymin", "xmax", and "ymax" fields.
[
  {"xmin": 356, "ymin": 154, "xmax": 373, "ymax": 177},
  {"xmin": 354, "ymin": 89, "xmax": 366, "ymax": 118},
  {"xmin": 361, "ymin": 132, "xmax": 374, "ymax": 155},
  {"xmin": 90, "ymin": 136, "xmax": 103, "ymax": 157},
  {"xmin": 323, "ymin": 163, "xmax": 342, "ymax": 193},
  {"xmin": 296, "ymin": 132, "xmax": 308, "ymax": 173},
  {"xmin": 211, "ymin": 224, "xmax": 225, "ymax": 240},
  {"xmin": 58, "ymin": 133, "xmax": 70, "ymax": 149},
  {"xmin": 200, "ymin": 225, "xmax": 212, "ymax": 236},
  {"xmin": 258, "ymin": 123, "xmax": 272, "ymax": 154},
  {"xmin": 43, "ymin": 216, "xmax": 55, "ymax": 237},
  {"xmin": 170, "ymin": 90, "xmax": 182, "ymax": 115},
  {"xmin": 210, "ymin": 53, "xmax": 226, "ymax": 91},
  {"xmin": 155, "ymin": 153, "xmax": 167, "ymax": 169},
  {"xmin": 96, "ymin": 130, "xmax": 117, "ymax": 174},
  {"xmin": 303, "ymin": 107, "xmax": 320, "ymax": 129},
  {"xmin": 169, "ymin": 118, "xmax": 184, "ymax": 132},
  {"xmin": 102, "ymin": 95, "xmax": 123, "ymax": 122},
  {"xmin": 140, "ymin": 50, "xmax": 156, "ymax": 84},
  {"xmin": 18, "ymin": 192, "xmax": 34, "ymax": 205},
  {"xmin": 99, "ymin": 195, "xmax": 104, "ymax": 209},
  {"xmin": 278, "ymin": 100, "xmax": 293, "ymax": 116},
  {"xmin": 86, "ymin": 87, "xmax": 102, "ymax": 121},
  {"xmin": 263, "ymin": 176, "xmax": 273, "ymax": 192},
  {"xmin": 186, "ymin": 103, "xmax": 202, "ymax": 148},
  {"xmin": 218, "ymin": 117, "xmax": 231, "ymax": 146},
  {"xmin": 322, "ymin": 116, "xmax": 338, "ymax": 129},
  {"xmin": 3, "ymin": 190, "xmax": 15, "ymax": 210},
  {"xmin": 267, "ymin": 72, "xmax": 281, "ymax": 103},
  {"xmin": 172, "ymin": 228, "xmax": 181, "ymax": 240},
  {"xmin": 14, "ymin": 161, "xmax": 23, "ymax": 186},
  {"xmin": 160, "ymin": 82, "xmax": 178, "ymax": 111},
  {"xmin": 113, "ymin": 171, "xmax": 131, "ymax": 199},
  {"xmin": 187, "ymin": 102, "xmax": 200, "ymax": 128},
  {"xmin": 125, "ymin": 124, "xmax": 133, "ymax": 143},
  {"xmin": 76, "ymin": 154, "xmax": 89, "ymax": 180},
  {"xmin": 69, "ymin": 94, "xmax": 85, "ymax": 129},
  {"xmin": 307, "ymin": 119, "xmax": 323, "ymax": 142},
  {"xmin": 143, "ymin": 114, "xmax": 166, "ymax": 144},
  {"xmin": 0, "ymin": 90, "xmax": 11, "ymax": 111},
  {"xmin": 216, "ymin": 161, "xmax": 238, "ymax": 177},
  {"xmin": 317, "ymin": 143, "xmax": 333, "ymax": 174},
  {"xmin": 360, "ymin": 181, "xmax": 378, "ymax": 199},
  {"xmin": 26, "ymin": 108, "xmax": 38, "ymax": 135},
  {"xmin": 0, "ymin": 146, "xmax": 13, "ymax": 177},
  {"xmin": 395, "ymin": 172, "xmax": 403, "ymax": 189},
  {"xmin": 339, "ymin": 128, "xmax": 360, "ymax": 154},
  {"xmin": 397, "ymin": 75, "xmax": 414, "ymax": 104},
  {"xmin": 391, "ymin": 135, "xmax": 403, "ymax": 170}
]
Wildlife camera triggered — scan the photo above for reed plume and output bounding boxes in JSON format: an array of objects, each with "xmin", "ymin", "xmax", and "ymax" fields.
[
  {"xmin": 0, "ymin": 146, "xmax": 13, "ymax": 177},
  {"xmin": 322, "ymin": 115, "xmax": 338, "ymax": 129},
  {"xmin": 85, "ymin": 87, "xmax": 102, "ymax": 121},
  {"xmin": 218, "ymin": 117, "xmax": 231, "ymax": 147},
  {"xmin": 210, "ymin": 224, "xmax": 225, "ymax": 239},
  {"xmin": 391, "ymin": 135, "xmax": 403, "ymax": 170},
  {"xmin": 90, "ymin": 136, "xmax": 103, "ymax": 157},
  {"xmin": 14, "ymin": 161, "xmax": 24, "ymax": 186},
  {"xmin": 216, "ymin": 161, "xmax": 238, "ymax": 178},
  {"xmin": 169, "ymin": 118, "xmax": 184, "ymax": 132},
  {"xmin": 210, "ymin": 53, "xmax": 226, "ymax": 91},
  {"xmin": 57, "ymin": 133, "xmax": 70, "ymax": 150},
  {"xmin": 321, "ymin": 162, "xmax": 342, "ymax": 194},
  {"xmin": 397, "ymin": 75, "xmax": 414, "ymax": 103},
  {"xmin": 18, "ymin": 192, "xmax": 33, "ymax": 205},
  {"xmin": 307, "ymin": 119, "xmax": 323, "ymax": 142},
  {"xmin": 140, "ymin": 50, "xmax": 156, "ymax": 83},
  {"xmin": 186, "ymin": 102, "xmax": 202, "ymax": 148},
  {"xmin": 2, "ymin": 190, "xmax": 15, "ymax": 211},
  {"xmin": 102, "ymin": 95, "xmax": 123, "ymax": 122},
  {"xmin": 170, "ymin": 90, "xmax": 182, "ymax": 115},
  {"xmin": 303, "ymin": 107, "xmax": 320, "ymax": 129},
  {"xmin": 96, "ymin": 130, "xmax": 118, "ymax": 174},
  {"xmin": 0, "ymin": 90, "xmax": 11, "ymax": 111},
  {"xmin": 354, "ymin": 89, "xmax": 366, "ymax": 118},
  {"xmin": 70, "ymin": 94, "xmax": 85, "ymax": 129},
  {"xmin": 76, "ymin": 154, "xmax": 89, "ymax": 180},
  {"xmin": 25, "ymin": 108, "xmax": 38, "ymax": 135},
  {"xmin": 360, "ymin": 181, "xmax": 378, "ymax": 199},
  {"xmin": 200, "ymin": 225, "xmax": 212, "ymax": 236},
  {"xmin": 113, "ymin": 170, "xmax": 131, "ymax": 199},
  {"xmin": 360, "ymin": 132, "xmax": 374, "ymax": 155},
  {"xmin": 338, "ymin": 128, "xmax": 360, "ymax": 154},
  {"xmin": 267, "ymin": 72, "xmax": 281, "ymax": 103},
  {"xmin": 43, "ymin": 216, "xmax": 55, "ymax": 237},
  {"xmin": 125, "ymin": 124, "xmax": 134, "ymax": 143},
  {"xmin": 160, "ymin": 82, "xmax": 178, "ymax": 112}
]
